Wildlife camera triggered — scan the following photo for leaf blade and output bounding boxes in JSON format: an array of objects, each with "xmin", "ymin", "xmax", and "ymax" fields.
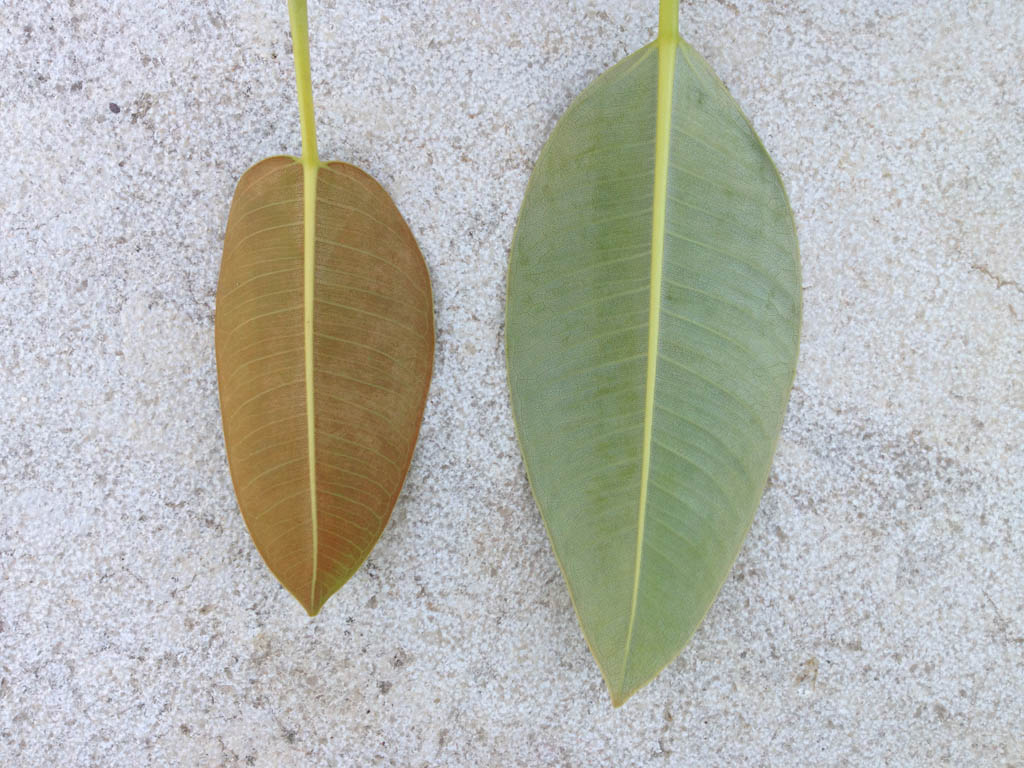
[
  {"xmin": 216, "ymin": 157, "xmax": 433, "ymax": 615},
  {"xmin": 506, "ymin": 37, "xmax": 800, "ymax": 705}
]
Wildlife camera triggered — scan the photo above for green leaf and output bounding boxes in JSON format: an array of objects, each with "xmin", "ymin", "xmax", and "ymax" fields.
[
  {"xmin": 215, "ymin": 0, "xmax": 434, "ymax": 615},
  {"xmin": 505, "ymin": 2, "xmax": 800, "ymax": 705}
]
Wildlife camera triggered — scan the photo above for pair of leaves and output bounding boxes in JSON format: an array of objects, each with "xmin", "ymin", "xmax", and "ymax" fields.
[{"xmin": 215, "ymin": 0, "xmax": 799, "ymax": 705}]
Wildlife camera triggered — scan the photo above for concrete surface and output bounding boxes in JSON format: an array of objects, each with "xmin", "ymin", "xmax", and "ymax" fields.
[{"xmin": 1, "ymin": 0, "xmax": 1021, "ymax": 765}]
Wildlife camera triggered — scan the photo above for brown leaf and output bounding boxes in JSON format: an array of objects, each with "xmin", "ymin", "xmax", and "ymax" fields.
[{"xmin": 215, "ymin": 156, "xmax": 433, "ymax": 614}]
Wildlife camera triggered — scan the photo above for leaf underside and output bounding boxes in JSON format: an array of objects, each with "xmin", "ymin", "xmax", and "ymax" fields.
[
  {"xmin": 216, "ymin": 157, "xmax": 433, "ymax": 615},
  {"xmin": 506, "ymin": 40, "xmax": 800, "ymax": 705}
]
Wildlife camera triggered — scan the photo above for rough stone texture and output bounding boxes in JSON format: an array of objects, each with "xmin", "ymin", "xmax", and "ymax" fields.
[{"xmin": 1, "ymin": 1, "xmax": 1021, "ymax": 765}]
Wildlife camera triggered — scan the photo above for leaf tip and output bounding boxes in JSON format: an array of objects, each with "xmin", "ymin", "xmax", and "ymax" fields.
[
  {"xmin": 598, "ymin": 663, "xmax": 637, "ymax": 708},
  {"xmin": 282, "ymin": 583, "xmax": 323, "ymax": 617},
  {"xmin": 302, "ymin": 586, "xmax": 332, "ymax": 617},
  {"xmin": 303, "ymin": 599, "xmax": 322, "ymax": 618},
  {"xmin": 608, "ymin": 684, "xmax": 635, "ymax": 709}
]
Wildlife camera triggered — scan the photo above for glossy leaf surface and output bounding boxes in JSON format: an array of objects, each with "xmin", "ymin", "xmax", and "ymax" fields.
[
  {"xmin": 217, "ymin": 158, "xmax": 433, "ymax": 614},
  {"xmin": 506, "ymin": 10, "xmax": 800, "ymax": 705}
]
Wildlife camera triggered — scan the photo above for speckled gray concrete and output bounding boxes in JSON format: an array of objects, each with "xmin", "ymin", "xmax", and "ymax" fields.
[{"xmin": 1, "ymin": 1, "xmax": 1021, "ymax": 765}]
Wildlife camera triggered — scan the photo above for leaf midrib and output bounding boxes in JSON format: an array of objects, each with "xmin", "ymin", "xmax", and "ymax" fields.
[
  {"xmin": 302, "ymin": 159, "xmax": 319, "ymax": 613},
  {"xmin": 289, "ymin": 0, "xmax": 322, "ymax": 614},
  {"xmin": 619, "ymin": 14, "xmax": 679, "ymax": 692}
]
